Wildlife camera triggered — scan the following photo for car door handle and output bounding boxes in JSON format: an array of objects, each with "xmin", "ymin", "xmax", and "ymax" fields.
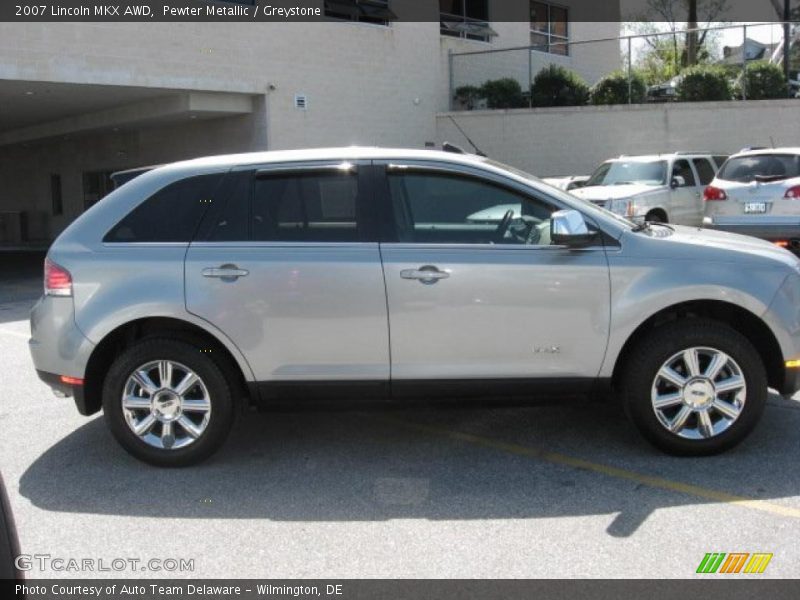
[
  {"xmin": 400, "ymin": 266, "xmax": 450, "ymax": 284},
  {"xmin": 202, "ymin": 265, "xmax": 249, "ymax": 280}
]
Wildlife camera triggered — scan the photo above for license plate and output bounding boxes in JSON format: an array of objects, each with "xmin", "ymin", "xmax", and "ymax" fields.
[{"xmin": 744, "ymin": 202, "xmax": 767, "ymax": 214}]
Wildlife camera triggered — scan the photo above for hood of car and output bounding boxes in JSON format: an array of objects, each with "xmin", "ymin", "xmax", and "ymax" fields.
[
  {"xmin": 637, "ymin": 224, "xmax": 800, "ymax": 269},
  {"xmin": 572, "ymin": 183, "xmax": 662, "ymax": 201}
]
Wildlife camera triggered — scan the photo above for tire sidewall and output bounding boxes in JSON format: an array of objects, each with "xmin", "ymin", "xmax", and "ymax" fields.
[
  {"xmin": 623, "ymin": 321, "xmax": 767, "ymax": 456},
  {"xmin": 102, "ymin": 338, "xmax": 234, "ymax": 467}
]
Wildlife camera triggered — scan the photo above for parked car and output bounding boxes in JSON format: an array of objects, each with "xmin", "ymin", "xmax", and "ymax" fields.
[
  {"xmin": 572, "ymin": 152, "xmax": 728, "ymax": 226},
  {"xmin": 542, "ymin": 175, "xmax": 590, "ymax": 192},
  {"xmin": 703, "ymin": 148, "xmax": 800, "ymax": 252},
  {"xmin": 29, "ymin": 148, "xmax": 800, "ymax": 465}
]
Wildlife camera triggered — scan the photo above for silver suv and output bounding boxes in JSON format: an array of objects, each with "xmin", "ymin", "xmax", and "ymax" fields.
[
  {"xmin": 29, "ymin": 148, "xmax": 800, "ymax": 466},
  {"xmin": 572, "ymin": 152, "xmax": 728, "ymax": 225}
]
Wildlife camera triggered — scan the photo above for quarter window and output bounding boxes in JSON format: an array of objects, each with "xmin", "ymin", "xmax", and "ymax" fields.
[
  {"xmin": 530, "ymin": 1, "xmax": 569, "ymax": 55},
  {"xmin": 252, "ymin": 171, "xmax": 361, "ymax": 242},
  {"xmin": 692, "ymin": 158, "xmax": 716, "ymax": 185},
  {"xmin": 104, "ymin": 174, "xmax": 223, "ymax": 243},
  {"xmin": 387, "ymin": 171, "xmax": 555, "ymax": 245}
]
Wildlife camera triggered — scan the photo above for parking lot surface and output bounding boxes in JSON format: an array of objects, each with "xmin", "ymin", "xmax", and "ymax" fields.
[{"xmin": 1, "ymin": 252, "xmax": 799, "ymax": 578}]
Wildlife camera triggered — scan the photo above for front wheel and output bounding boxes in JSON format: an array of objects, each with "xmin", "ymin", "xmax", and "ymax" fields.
[
  {"xmin": 102, "ymin": 338, "xmax": 235, "ymax": 467},
  {"xmin": 621, "ymin": 320, "xmax": 767, "ymax": 456}
]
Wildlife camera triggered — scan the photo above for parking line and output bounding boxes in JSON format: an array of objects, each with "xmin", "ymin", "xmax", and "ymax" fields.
[{"xmin": 383, "ymin": 417, "xmax": 800, "ymax": 520}]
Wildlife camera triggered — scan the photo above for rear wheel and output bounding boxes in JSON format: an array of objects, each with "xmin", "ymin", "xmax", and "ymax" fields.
[
  {"xmin": 621, "ymin": 320, "xmax": 767, "ymax": 455},
  {"xmin": 102, "ymin": 338, "xmax": 235, "ymax": 467},
  {"xmin": 645, "ymin": 210, "xmax": 667, "ymax": 223}
]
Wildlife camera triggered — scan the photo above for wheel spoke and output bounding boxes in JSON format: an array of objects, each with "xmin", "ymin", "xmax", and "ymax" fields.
[
  {"xmin": 715, "ymin": 375, "xmax": 744, "ymax": 394},
  {"xmin": 712, "ymin": 398, "xmax": 741, "ymax": 420},
  {"xmin": 182, "ymin": 398, "xmax": 211, "ymax": 412},
  {"xmin": 653, "ymin": 391, "xmax": 683, "ymax": 410},
  {"xmin": 704, "ymin": 352, "xmax": 727, "ymax": 381},
  {"xmin": 132, "ymin": 414, "xmax": 157, "ymax": 436},
  {"xmin": 658, "ymin": 366, "xmax": 687, "ymax": 389},
  {"xmin": 158, "ymin": 360, "xmax": 173, "ymax": 388},
  {"xmin": 174, "ymin": 371, "xmax": 199, "ymax": 396},
  {"xmin": 683, "ymin": 349, "xmax": 701, "ymax": 377},
  {"xmin": 123, "ymin": 395, "xmax": 151, "ymax": 411},
  {"xmin": 132, "ymin": 370, "xmax": 158, "ymax": 395},
  {"xmin": 670, "ymin": 406, "xmax": 693, "ymax": 433},
  {"xmin": 178, "ymin": 416, "xmax": 203, "ymax": 439},
  {"xmin": 161, "ymin": 421, "xmax": 175, "ymax": 449},
  {"xmin": 697, "ymin": 409, "xmax": 714, "ymax": 438}
]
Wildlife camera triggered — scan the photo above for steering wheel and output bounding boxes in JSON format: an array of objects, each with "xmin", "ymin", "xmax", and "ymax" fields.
[{"xmin": 494, "ymin": 210, "xmax": 515, "ymax": 243}]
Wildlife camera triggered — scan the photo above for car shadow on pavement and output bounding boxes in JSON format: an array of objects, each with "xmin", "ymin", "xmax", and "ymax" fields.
[{"xmin": 18, "ymin": 395, "xmax": 800, "ymax": 537}]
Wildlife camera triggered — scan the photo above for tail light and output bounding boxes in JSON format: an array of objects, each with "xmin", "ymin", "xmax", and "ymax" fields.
[
  {"xmin": 44, "ymin": 258, "xmax": 72, "ymax": 297},
  {"xmin": 784, "ymin": 186, "xmax": 800, "ymax": 199},
  {"xmin": 703, "ymin": 186, "xmax": 727, "ymax": 201}
]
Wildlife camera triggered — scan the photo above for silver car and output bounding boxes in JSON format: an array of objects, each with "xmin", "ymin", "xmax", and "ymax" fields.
[
  {"xmin": 703, "ymin": 148, "xmax": 800, "ymax": 252},
  {"xmin": 29, "ymin": 148, "xmax": 800, "ymax": 466}
]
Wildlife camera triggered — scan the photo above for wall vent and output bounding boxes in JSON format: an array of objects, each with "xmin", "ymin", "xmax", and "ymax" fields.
[{"xmin": 294, "ymin": 94, "xmax": 308, "ymax": 110}]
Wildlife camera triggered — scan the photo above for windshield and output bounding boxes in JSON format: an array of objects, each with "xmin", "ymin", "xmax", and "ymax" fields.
[
  {"xmin": 586, "ymin": 160, "xmax": 667, "ymax": 187},
  {"xmin": 482, "ymin": 157, "xmax": 635, "ymax": 230},
  {"xmin": 717, "ymin": 154, "xmax": 800, "ymax": 183}
]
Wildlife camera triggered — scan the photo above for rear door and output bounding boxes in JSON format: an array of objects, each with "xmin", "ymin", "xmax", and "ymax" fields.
[
  {"xmin": 184, "ymin": 161, "xmax": 390, "ymax": 396},
  {"xmin": 669, "ymin": 158, "xmax": 703, "ymax": 225}
]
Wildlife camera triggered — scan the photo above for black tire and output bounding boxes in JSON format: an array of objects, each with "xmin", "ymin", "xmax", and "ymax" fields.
[
  {"xmin": 620, "ymin": 319, "xmax": 767, "ymax": 456},
  {"xmin": 645, "ymin": 210, "xmax": 666, "ymax": 223},
  {"xmin": 102, "ymin": 338, "xmax": 235, "ymax": 467}
]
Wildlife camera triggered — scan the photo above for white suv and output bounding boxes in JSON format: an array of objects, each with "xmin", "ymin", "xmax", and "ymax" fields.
[{"xmin": 572, "ymin": 153, "xmax": 728, "ymax": 225}]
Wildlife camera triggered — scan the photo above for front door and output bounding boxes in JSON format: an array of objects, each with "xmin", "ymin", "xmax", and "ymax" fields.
[
  {"xmin": 184, "ymin": 162, "xmax": 390, "ymax": 393},
  {"xmin": 669, "ymin": 158, "xmax": 704, "ymax": 225},
  {"xmin": 376, "ymin": 162, "xmax": 611, "ymax": 391}
]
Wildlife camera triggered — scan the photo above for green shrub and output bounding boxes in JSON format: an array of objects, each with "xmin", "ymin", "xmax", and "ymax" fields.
[
  {"xmin": 736, "ymin": 61, "xmax": 787, "ymax": 100},
  {"xmin": 676, "ymin": 65, "xmax": 732, "ymax": 101},
  {"xmin": 590, "ymin": 70, "xmax": 647, "ymax": 105},
  {"xmin": 479, "ymin": 78, "xmax": 526, "ymax": 109},
  {"xmin": 453, "ymin": 85, "xmax": 483, "ymax": 110},
  {"xmin": 531, "ymin": 64, "xmax": 589, "ymax": 107}
]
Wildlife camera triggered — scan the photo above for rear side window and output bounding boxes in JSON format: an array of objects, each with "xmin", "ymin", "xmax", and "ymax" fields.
[
  {"xmin": 252, "ymin": 171, "xmax": 360, "ymax": 242},
  {"xmin": 671, "ymin": 159, "xmax": 696, "ymax": 187},
  {"xmin": 718, "ymin": 154, "xmax": 800, "ymax": 182},
  {"xmin": 104, "ymin": 174, "xmax": 223, "ymax": 243},
  {"xmin": 692, "ymin": 158, "xmax": 716, "ymax": 185},
  {"xmin": 713, "ymin": 155, "xmax": 729, "ymax": 170}
]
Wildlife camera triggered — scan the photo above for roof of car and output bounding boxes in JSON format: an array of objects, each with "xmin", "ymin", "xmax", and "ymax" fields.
[
  {"xmin": 730, "ymin": 147, "xmax": 800, "ymax": 158},
  {"xmin": 610, "ymin": 152, "xmax": 723, "ymax": 162},
  {"xmin": 155, "ymin": 146, "xmax": 489, "ymax": 173}
]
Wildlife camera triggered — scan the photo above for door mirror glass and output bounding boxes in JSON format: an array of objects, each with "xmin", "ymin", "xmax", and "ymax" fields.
[
  {"xmin": 670, "ymin": 175, "xmax": 686, "ymax": 189},
  {"xmin": 550, "ymin": 210, "xmax": 596, "ymax": 247}
]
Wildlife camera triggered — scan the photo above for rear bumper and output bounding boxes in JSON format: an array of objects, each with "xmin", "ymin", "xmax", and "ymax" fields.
[
  {"xmin": 35, "ymin": 370, "xmax": 93, "ymax": 415},
  {"xmin": 703, "ymin": 217, "xmax": 800, "ymax": 243},
  {"xmin": 780, "ymin": 366, "xmax": 800, "ymax": 397}
]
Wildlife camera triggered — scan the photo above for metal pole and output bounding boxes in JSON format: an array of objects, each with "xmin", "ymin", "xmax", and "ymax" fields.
[
  {"xmin": 528, "ymin": 47, "xmax": 533, "ymax": 108},
  {"xmin": 448, "ymin": 49, "xmax": 454, "ymax": 111},
  {"xmin": 741, "ymin": 24, "xmax": 747, "ymax": 101},
  {"xmin": 784, "ymin": 2, "xmax": 792, "ymax": 98},
  {"xmin": 627, "ymin": 37, "xmax": 633, "ymax": 104}
]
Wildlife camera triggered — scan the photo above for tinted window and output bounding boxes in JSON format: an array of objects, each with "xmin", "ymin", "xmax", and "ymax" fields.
[
  {"xmin": 692, "ymin": 158, "xmax": 716, "ymax": 185},
  {"xmin": 713, "ymin": 155, "xmax": 729, "ymax": 170},
  {"xmin": 203, "ymin": 172, "xmax": 251, "ymax": 242},
  {"xmin": 252, "ymin": 172, "xmax": 360, "ymax": 242},
  {"xmin": 718, "ymin": 154, "xmax": 800, "ymax": 182},
  {"xmin": 104, "ymin": 174, "xmax": 222, "ymax": 243},
  {"xmin": 671, "ymin": 159, "xmax": 696, "ymax": 187},
  {"xmin": 388, "ymin": 171, "xmax": 555, "ymax": 245}
]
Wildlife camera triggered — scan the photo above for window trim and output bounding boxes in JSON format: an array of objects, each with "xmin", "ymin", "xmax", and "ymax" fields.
[{"xmin": 530, "ymin": 0, "xmax": 570, "ymax": 56}]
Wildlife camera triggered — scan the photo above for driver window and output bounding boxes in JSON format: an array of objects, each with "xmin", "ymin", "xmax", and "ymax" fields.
[
  {"xmin": 387, "ymin": 170, "xmax": 555, "ymax": 245},
  {"xmin": 671, "ymin": 159, "xmax": 696, "ymax": 187}
]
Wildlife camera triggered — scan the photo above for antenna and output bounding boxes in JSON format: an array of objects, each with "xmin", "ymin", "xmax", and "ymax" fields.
[{"xmin": 447, "ymin": 116, "xmax": 487, "ymax": 157}]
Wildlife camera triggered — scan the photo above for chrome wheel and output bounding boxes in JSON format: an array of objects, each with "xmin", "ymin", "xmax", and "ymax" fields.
[
  {"xmin": 651, "ymin": 347, "xmax": 746, "ymax": 440},
  {"xmin": 121, "ymin": 360, "xmax": 212, "ymax": 450}
]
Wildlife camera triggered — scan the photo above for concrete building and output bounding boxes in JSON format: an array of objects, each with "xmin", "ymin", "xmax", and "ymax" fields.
[{"xmin": 0, "ymin": 1, "xmax": 620, "ymax": 243}]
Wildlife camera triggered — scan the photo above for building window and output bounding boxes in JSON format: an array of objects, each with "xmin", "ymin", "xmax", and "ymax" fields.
[
  {"xmin": 82, "ymin": 170, "xmax": 115, "ymax": 210},
  {"xmin": 324, "ymin": 0, "xmax": 397, "ymax": 26},
  {"xmin": 530, "ymin": 1, "xmax": 569, "ymax": 55},
  {"xmin": 51, "ymin": 174, "xmax": 63, "ymax": 216},
  {"xmin": 440, "ymin": 0, "xmax": 497, "ymax": 42}
]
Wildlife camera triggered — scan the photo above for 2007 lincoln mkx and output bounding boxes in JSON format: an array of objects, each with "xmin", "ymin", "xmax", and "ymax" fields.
[{"xmin": 28, "ymin": 147, "xmax": 800, "ymax": 466}]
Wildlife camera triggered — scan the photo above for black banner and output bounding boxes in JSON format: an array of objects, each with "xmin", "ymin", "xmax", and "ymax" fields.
[
  {"xmin": 0, "ymin": 0, "xmax": 796, "ymax": 23},
  {"xmin": 4, "ymin": 579, "xmax": 800, "ymax": 600}
]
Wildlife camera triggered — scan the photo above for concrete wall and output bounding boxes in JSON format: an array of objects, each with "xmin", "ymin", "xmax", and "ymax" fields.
[{"xmin": 436, "ymin": 99, "xmax": 800, "ymax": 177}]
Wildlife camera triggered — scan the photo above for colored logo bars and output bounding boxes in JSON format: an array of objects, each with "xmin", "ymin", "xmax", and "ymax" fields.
[{"xmin": 696, "ymin": 552, "xmax": 773, "ymax": 574}]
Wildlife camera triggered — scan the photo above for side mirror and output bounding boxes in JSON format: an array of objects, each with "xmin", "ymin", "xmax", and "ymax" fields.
[
  {"xmin": 551, "ymin": 210, "xmax": 597, "ymax": 247},
  {"xmin": 670, "ymin": 175, "xmax": 686, "ymax": 189}
]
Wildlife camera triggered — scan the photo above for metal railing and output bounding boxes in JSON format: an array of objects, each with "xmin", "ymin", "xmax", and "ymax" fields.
[{"xmin": 448, "ymin": 22, "xmax": 799, "ymax": 110}]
